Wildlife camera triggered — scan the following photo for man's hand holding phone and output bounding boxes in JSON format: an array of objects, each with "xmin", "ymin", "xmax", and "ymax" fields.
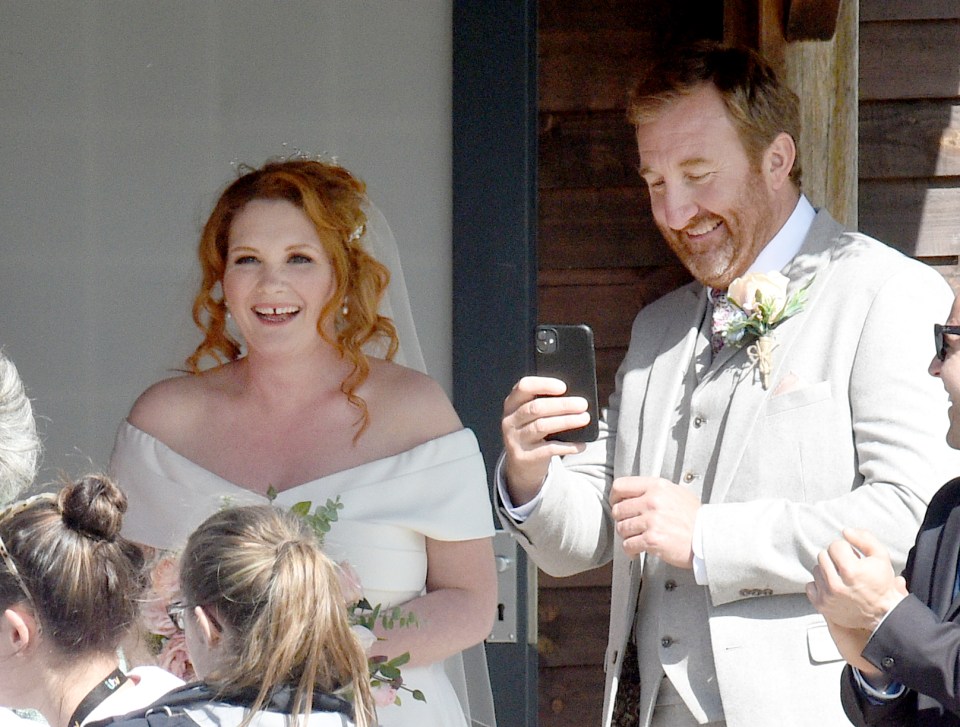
[{"xmin": 501, "ymin": 375, "xmax": 591, "ymax": 506}]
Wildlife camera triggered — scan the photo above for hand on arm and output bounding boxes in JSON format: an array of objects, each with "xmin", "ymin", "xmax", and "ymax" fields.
[
  {"xmin": 805, "ymin": 528, "xmax": 908, "ymax": 632},
  {"xmin": 610, "ymin": 476, "xmax": 701, "ymax": 569},
  {"xmin": 501, "ymin": 376, "xmax": 590, "ymax": 505},
  {"xmin": 821, "ymin": 619, "xmax": 886, "ymax": 679},
  {"xmin": 368, "ymin": 537, "xmax": 497, "ymax": 668}
]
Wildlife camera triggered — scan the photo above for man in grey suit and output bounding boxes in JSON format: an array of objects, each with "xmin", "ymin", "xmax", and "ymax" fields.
[{"xmin": 497, "ymin": 41, "xmax": 960, "ymax": 726}]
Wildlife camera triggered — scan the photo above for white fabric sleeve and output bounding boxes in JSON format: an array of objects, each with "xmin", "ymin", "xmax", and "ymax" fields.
[
  {"xmin": 692, "ymin": 510, "xmax": 709, "ymax": 584},
  {"xmin": 494, "ymin": 450, "xmax": 543, "ymax": 522}
]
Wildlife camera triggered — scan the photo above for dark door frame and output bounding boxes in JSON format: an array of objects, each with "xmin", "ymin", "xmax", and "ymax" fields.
[{"xmin": 452, "ymin": 1, "xmax": 539, "ymax": 724}]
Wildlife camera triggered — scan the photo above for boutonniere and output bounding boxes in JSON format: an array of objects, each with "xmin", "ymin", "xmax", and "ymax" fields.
[{"xmin": 721, "ymin": 271, "xmax": 812, "ymax": 389}]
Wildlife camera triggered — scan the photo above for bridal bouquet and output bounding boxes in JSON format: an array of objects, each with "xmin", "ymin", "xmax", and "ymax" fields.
[{"xmin": 722, "ymin": 271, "xmax": 811, "ymax": 389}]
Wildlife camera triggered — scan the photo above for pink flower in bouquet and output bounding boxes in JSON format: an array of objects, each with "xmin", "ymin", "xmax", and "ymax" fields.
[
  {"xmin": 158, "ymin": 631, "xmax": 195, "ymax": 681},
  {"xmin": 141, "ymin": 592, "xmax": 178, "ymax": 638},
  {"xmin": 150, "ymin": 554, "xmax": 181, "ymax": 596},
  {"xmin": 336, "ymin": 561, "xmax": 365, "ymax": 605},
  {"xmin": 142, "ymin": 554, "xmax": 183, "ymax": 638},
  {"xmin": 372, "ymin": 683, "xmax": 398, "ymax": 708}
]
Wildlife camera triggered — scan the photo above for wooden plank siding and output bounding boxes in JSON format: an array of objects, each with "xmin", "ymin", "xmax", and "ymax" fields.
[
  {"xmin": 858, "ymin": 7, "xmax": 960, "ymax": 271},
  {"xmin": 861, "ymin": 0, "xmax": 960, "ymax": 22},
  {"xmin": 860, "ymin": 21, "xmax": 960, "ymax": 102}
]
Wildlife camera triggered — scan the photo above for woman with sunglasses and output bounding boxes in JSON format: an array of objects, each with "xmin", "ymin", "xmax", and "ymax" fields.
[
  {"xmin": 99, "ymin": 504, "xmax": 376, "ymax": 727},
  {"xmin": 0, "ymin": 474, "xmax": 183, "ymax": 727}
]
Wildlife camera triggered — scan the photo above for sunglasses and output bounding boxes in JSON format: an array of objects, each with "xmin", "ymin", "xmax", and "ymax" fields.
[{"xmin": 935, "ymin": 324, "xmax": 960, "ymax": 362}]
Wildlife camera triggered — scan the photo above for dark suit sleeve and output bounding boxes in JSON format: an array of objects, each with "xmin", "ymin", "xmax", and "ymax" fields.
[
  {"xmin": 840, "ymin": 479, "xmax": 960, "ymax": 725},
  {"xmin": 859, "ymin": 595, "xmax": 960, "ymax": 716},
  {"xmin": 841, "ymin": 662, "xmax": 918, "ymax": 727}
]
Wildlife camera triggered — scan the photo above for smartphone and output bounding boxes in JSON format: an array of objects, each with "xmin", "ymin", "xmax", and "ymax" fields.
[{"xmin": 534, "ymin": 323, "xmax": 600, "ymax": 442}]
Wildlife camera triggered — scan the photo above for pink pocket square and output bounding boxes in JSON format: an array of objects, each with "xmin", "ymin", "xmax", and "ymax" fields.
[{"xmin": 773, "ymin": 371, "xmax": 802, "ymax": 397}]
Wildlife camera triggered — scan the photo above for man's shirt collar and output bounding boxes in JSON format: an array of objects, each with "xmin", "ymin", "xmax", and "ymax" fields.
[{"xmin": 747, "ymin": 194, "xmax": 816, "ymax": 275}]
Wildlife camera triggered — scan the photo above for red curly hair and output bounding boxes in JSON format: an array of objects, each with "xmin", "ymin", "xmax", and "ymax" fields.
[{"xmin": 187, "ymin": 159, "xmax": 400, "ymax": 435}]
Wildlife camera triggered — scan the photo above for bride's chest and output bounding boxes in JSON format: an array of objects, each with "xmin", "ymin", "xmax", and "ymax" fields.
[{"xmin": 192, "ymin": 415, "xmax": 371, "ymax": 494}]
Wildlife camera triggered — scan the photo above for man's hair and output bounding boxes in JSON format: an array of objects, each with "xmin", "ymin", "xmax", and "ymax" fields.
[
  {"xmin": 627, "ymin": 40, "xmax": 802, "ymax": 187},
  {"xmin": 0, "ymin": 351, "xmax": 39, "ymax": 504}
]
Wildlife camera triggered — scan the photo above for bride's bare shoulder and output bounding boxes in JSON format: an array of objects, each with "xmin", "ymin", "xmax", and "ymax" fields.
[
  {"xmin": 127, "ymin": 365, "xmax": 235, "ymax": 438},
  {"xmin": 365, "ymin": 358, "xmax": 462, "ymax": 436}
]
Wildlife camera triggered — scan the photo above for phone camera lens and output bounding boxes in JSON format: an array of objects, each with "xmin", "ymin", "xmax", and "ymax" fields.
[{"xmin": 536, "ymin": 328, "xmax": 558, "ymax": 354}]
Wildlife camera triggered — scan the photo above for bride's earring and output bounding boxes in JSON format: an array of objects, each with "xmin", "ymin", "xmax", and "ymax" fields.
[{"xmin": 341, "ymin": 298, "xmax": 349, "ymax": 317}]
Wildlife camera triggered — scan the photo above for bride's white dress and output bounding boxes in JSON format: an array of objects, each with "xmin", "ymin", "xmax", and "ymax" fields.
[{"xmin": 110, "ymin": 420, "xmax": 497, "ymax": 727}]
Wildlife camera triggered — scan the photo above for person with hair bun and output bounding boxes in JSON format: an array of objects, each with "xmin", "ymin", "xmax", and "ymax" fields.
[
  {"xmin": 100, "ymin": 505, "xmax": 377, "ymax": 727},
  {"xmin": 0, "ymin": 475, "xmax": 183, "ymax": 727},
  {"xmin": 110, "ymin": 159, "xmax": 497, "ymax": 726}
]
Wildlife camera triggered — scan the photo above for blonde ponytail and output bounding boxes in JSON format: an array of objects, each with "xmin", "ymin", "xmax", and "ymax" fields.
[{"xmin": 180, "ymin": 505, "xmax": 375, "ymax": 727}]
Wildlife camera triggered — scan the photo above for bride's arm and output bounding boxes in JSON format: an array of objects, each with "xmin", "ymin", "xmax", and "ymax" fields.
[{"xmin": 368, "ymin": 536, "xmax": 497, "ymax": 667}]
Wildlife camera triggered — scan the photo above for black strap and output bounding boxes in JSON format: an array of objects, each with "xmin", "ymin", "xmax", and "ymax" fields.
[{"xmin": 69, "ymin": 668, "xmax": 129, "ymax": 727}]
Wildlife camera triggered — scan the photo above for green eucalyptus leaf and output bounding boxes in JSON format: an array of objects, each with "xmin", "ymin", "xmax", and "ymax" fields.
[{"xmin": 290, "ymin": 501, "xmax": 311, "ymax": 517}]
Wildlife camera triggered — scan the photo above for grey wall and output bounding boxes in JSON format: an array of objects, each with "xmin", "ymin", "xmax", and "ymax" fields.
[{"xmin": 0, "ymin": 1, "xmax": 453, "ymax": 484}]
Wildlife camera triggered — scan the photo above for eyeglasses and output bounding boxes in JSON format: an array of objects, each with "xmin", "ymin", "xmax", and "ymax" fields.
[
  {"xmin": 935, "ymin": 324, "xmax": 960, "ymax": 362},
  {"xmin": 167, "ymin": 600, "xmax": 188, "ymax": 631},
  {"xmin": 166, "ymin": 599, "xmax": 223, "ymax": 633}
]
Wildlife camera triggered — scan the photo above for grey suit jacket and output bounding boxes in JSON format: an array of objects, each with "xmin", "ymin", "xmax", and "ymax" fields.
[{"xmin": 499, "ymin": 210, "xmax": 960, "ymax": 726}]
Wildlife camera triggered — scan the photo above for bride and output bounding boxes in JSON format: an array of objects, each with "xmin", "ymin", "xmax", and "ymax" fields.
[{"xmin": 109, "ymin": 158, "xmax": 497, "ymax": 727}]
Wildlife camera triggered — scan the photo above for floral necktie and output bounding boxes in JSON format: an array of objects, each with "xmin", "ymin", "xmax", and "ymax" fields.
[{"xmin": 709, "ymin": 287, "xmax": 735, "ymax": 355}]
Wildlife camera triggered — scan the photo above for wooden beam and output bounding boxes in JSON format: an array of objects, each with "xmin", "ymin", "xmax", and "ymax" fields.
[
  {"xmin": 785, "ymin": 0, "xmax": 843, "ymax": 40},
  {"xmin": 725, "ymin": 0, "xmax": 847, "ymax": 55},
  {"xmin": 724, "ymin": 0, "xmax": 785, "ymax": 76}
]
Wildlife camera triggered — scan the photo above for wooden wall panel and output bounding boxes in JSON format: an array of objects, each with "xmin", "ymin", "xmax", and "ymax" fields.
[
  {"xmin": 860, "ymin": 21, "xmax": 960, "ymax": 101},
  {"xmin": 539, "ymin": 111, "xmax": 638, "ymax": 189},
  {"xmin": 540, "ymin": 665, "xmax": 605, "ymax": 727},
  {"xmin": 859, "ymin": 9, "xmax": 960, "ymax": 265},
  {"xmin": 539, "ymin": 187, "xmax": 669, "ymax": 268},
  {"xmin": 539, "ymin": 30, "xmax": 660, "ymax": 113},
  {"xmin": 861, "ymin": 0, "xmax": 960, "ymax": 22},
  {"xmin": 859, "ymin": 182, "xmax": 960, "ymax": 257},
  {"xmin": 540, "ymin": 562, "xmax": 613, "ymax": 589},
  {"xmin": 538, "ymin": 268, "xmax": 693, "ymax": 347},
  {"xmin": 538, "ymin": 585, "xmax": 611, "ymax": 667},
  {"xmin": 860, "ymin": 102, "xmax": 960, "ymax": 179}
]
